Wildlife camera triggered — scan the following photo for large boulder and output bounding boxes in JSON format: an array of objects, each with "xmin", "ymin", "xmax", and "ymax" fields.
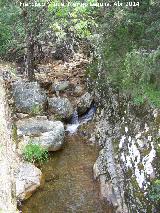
[
  {"xmin": 23, "ymin": 122, "xmax": 64, "ymax": 151},
  {"xmin": 77, "ymin": 92, "xmax": 93, "ymax": 115},
  {"xmin": 12, "ymin": 81, "xmax": 47, "ymax": 115},
  {"xmin": 16, "ymin": 116, "xmax": 57, "ymax": 136},
  {"xmin": 48, "ymin": 97, "xmax": 73, "ymax": 120},
  {"xmin": 16, "ymin": 162, "xmax": 43, "ymax": 201},
  {"xmin": 16, "ymin": 117, "xmax": 65, "ymax": 151}
]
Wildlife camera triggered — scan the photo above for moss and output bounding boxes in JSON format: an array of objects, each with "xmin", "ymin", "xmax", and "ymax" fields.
[
  {"xmin": 139, "ymin": 147, "xmax": 151, "ymax": 157},
  {"xmin": 50, "ymin": 113, "xmax": 63, "ymax": 121},
  {"xmin": 112, "ymin": 139, "xmax": 120, "ymax": 154},
  {"xmin": 137, "ymin": 163, "xmax": 144, "ymax": 170},
  {"xmin": 12, "ymin": 123, "xmax": 18, "ymax": 145},
  {"xmin": 30, "ymin": 104, "xmax": 43, "ymax": 116}
]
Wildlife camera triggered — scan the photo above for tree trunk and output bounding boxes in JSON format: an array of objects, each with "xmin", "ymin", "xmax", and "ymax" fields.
[{"xmin": 26, "ymin": 33, "xmax": 35, "ymax": 81}]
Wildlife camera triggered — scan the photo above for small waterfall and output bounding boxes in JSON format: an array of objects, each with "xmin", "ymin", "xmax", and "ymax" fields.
[
  {"xmin": 66, "ymin": 105, "xmax": 96, "ymax": 134},
  {"xmin": 70, "ymin": 111, "xmax": 79, "ymax": 124},
  {"xmin": 79, "ymin": 105, "xmax": 96, "ymax": 124}
]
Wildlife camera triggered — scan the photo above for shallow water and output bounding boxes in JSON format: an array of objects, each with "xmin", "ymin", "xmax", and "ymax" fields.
[{"xmin": 21, "ymin": 135, "xmax": 113, "ymax": 213}]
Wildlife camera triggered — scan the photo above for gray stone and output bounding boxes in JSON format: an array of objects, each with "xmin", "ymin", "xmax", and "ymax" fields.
[
  {"xmin": 17, "ymin": 116, "xmax": 56, "ymax": 136},
  {"xmin": 52, "ymin": 81, "xmax": 69, "ymax": 92},
  {"xmin": 16, "ymin": 117, "xmax": 65, "ymax": 151},
  {"xmin": 48, "ymin": 97, "xmax": 73, "ymax": 120},
  {"xmin": 15, "ymin": 162, "xmax": 43, "ymax": 200},
  {"xmin": 12, "ymin": 81, "xmax": 47, "ymax": 115},
  {"xmin": 23, "ymin": 121, "xmax": 65, "ymax": 151},
  {"xmin": 77, "ymin": 92, "xmax": 93, "ymax": 115}
]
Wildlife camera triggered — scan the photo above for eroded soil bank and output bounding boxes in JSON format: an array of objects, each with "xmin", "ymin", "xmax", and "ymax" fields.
[{"xmin": 20, "ymin": 134, "xmax": 113, "ymax": 213}]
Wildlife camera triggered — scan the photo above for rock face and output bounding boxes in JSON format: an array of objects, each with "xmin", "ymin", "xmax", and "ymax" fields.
[
  {"xmin": 12, "ymin": 81, "xmax": 47, "ymax": 115},
  {"xmin": 16, "ymin": 162, "xmax": 43, "ymax": 200},
  {"xmin": 77, "ymin": 92, "xmax": 93, "ymax": 115},
  {"xmin": 17, "ymin": 117, "xmax": 65, "ymax": 151},
  {"xmin": 93, "ymin": 88, "xmax": 160, "ymax": 213},
  {"xmin": 48, "ymin": 97, "xmax": 73, "ymax": 120},
  {"xmin": 52, "ymin": 81, "xmax": 69, "ymax": 92},
  {"xmin": 0, "ymin": 76, "xmax": 17, "ymax": 212}
]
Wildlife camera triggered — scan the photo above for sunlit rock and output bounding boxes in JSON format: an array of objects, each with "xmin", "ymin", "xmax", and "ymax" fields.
[
  {"xmin": 16, "ymin": 117, "xmax": 65, "ymax": 151},
  {"xmin": 12, "ymin": 81, "xmax": 47, "ymax": 115},
  {"xmin": 16, "ymin": 162, "xmax": 43, "ymax": 201}
]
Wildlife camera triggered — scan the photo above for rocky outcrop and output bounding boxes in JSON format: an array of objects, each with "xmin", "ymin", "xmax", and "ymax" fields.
[
  {"xmin": 93, "ymin": 88, "xmax": 160, "ymax": 213},
  {"xmin": 12, "ymin": 81, "xmax": 47, "ymax": 115},
  {"xmin": 0, "ymin": 76, "xmax": 18, "ymax": 212},
  {"xmin": 15, "ymin": 162, "xmax": 43, "ymax": 200},
  {"xmin": 48, "ymin": 97, "xmax": 73, "ymax": 120},
  {"xmin": 94, "ymin": 116, "xmax": 127, "ymax": 213},
  {"xmin": 16, "ymin": 117, "xmax": 65, "ymax": 151},
  {"xmin": 77, "ymin": 92, "xmax": 93, "ymax": 115}
]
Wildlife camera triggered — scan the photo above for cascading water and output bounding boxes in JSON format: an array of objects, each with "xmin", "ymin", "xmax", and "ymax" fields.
[{"xmin": 66, "ymin": 105, "xmax": 96, "ymax": 134}]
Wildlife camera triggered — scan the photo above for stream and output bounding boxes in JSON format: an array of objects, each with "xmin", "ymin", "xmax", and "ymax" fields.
[{"xmin": 20, "ymin": 135, "xmax": 113, "ymax": 213}]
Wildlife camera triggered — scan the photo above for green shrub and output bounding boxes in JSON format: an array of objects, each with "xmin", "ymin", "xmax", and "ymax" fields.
[
  {"xmin": 23, "ymin": 142, "xmax": 48, "ymax": 164},
  {"xmin": 149, "ymin": 179, "xmax": 160, "ymax": 202}
]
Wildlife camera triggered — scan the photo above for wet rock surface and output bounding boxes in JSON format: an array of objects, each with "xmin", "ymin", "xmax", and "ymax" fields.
[{"xmin": 12, "ymin": 81, "xmax": 47, "ymax": 115}]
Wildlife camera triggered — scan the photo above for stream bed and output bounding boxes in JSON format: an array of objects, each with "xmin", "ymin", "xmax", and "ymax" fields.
[{"xmin": 21, "ymin": 134, "xmax": 113, "ymax": 213}]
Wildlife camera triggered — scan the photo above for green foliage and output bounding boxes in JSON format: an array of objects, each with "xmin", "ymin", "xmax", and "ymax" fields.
[
  {"xmin": 48, "ymin": 0, "xmax": 98, "ymax": 39},
  {"xmin": 149, "ymin": 179, "xmax": 160, "ymax": 202},
  {"xmin": 0, "ymin": 2, "xmax": 24, "ymax": 58},
  {"xmin": 23, "ymin": 142, "xmax": 48, "ymax": 164},
  {"xmin": 90, "ymin": 1, "xmax": 160, "ymax": 108},
  {"xmin": 31, "ymin": 104, "xmax": 43, "ymax": 115}
]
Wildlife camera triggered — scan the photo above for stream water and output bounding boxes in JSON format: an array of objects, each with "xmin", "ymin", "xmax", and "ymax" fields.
[
  {"xmin": 21, "ymin": 134, "xmax": 113, "ymax": 213},
  {"xmin": 66, "ymin": 105, "xmax": 96, "ymax": 134}
]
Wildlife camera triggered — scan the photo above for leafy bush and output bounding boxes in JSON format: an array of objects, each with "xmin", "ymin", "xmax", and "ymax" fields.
[
  {"xmin": 23, "ymin": 142, "xmax": 48, "ymax": 164},
  {"xmin": 120, "ymin": 49, "xmax": 160, "ymax": 107},
  {"xmin": 149, "ymin": 179, "xmax": 160, "ymax": 202},
  {"xmin": 90, "ymin": 2, "xmax": 160, "ymax": 108}
]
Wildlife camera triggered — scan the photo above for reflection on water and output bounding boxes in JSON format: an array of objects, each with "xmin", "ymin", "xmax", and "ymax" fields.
[{"xmin": 21, "ymin": 135, "xmax": 113, "ymax": 213}]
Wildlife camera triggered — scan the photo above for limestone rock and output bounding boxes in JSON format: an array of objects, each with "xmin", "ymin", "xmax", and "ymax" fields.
[
  {"xmin": 48, "ymin": 97, "xmax": 73, "ymax": 120},
  {"xmin": 12, "ymin": 81, "xmax": 47, "ymax": 115},
  {"xmin": 16, "ymin": 162, "xmax": 43, "ymax": 200}
]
